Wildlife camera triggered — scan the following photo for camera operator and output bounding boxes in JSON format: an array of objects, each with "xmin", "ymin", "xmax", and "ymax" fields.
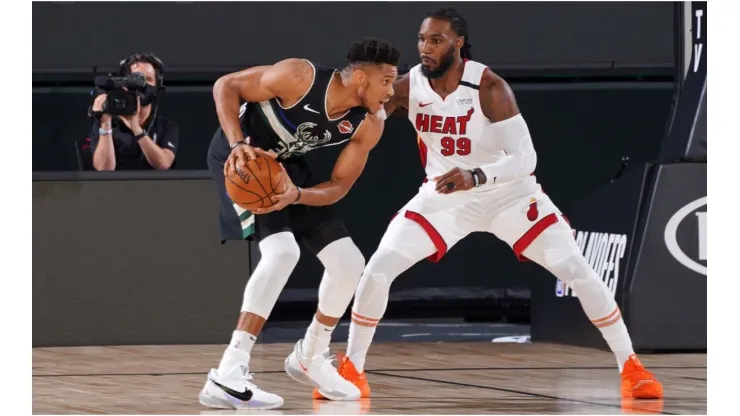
[{"xmin": 89, "ymin": 53, "xmax": 179, "ymax": 171}]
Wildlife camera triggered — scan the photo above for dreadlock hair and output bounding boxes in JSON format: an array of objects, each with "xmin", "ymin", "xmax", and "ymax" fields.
[
  {"xmin": 426, "ymin": 7, "xmax": 472, "ymax": 59},
  {"xmin": 345, "ymin": 38, "xmax": 401, "ymax": 69}
]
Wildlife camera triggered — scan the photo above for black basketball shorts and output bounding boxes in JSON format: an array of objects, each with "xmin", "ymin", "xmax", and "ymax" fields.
[{"xmin": 206, "ymin": 127, "xmax": 350, "ymax": 254}]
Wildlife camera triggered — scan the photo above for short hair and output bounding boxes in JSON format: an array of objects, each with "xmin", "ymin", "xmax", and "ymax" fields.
[
  {"xmin": 426, "ymin": 8, "xmax": 472, "ymax": 59},
  {"xmin": 346, "ymin": 38, "xmax": 401, "ymax": 67},
  {"xmin": 120, "ymin": 52, "xmax": 165, "ymax": 85}
]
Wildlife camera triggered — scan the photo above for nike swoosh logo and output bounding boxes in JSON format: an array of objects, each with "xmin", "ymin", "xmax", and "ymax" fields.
[
  {"xmin": 304, "ymin": 104, "xmax": 320, "ymax": 114},
  {"xmin": 419, "ymin": 102, "xmax": 434, "ymax": 107},
  {"xmin": 211, "ymin": 379, "xmax": 254, "ymax": 401}
]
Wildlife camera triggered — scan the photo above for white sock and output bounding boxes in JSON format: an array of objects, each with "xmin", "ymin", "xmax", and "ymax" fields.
[
  {"xmin": 217, "ymin": 331, "xmax": 256, "ymax": 377},
  {"xmin": 301, "ymin": 316, "xmax": 335, "ymax": 358},
  {"xmin": 549, "ymin": 257, "xmax": 635, "ymax": 373},
  {"xmin": 522, "ymin": 224, "xmax": 638, "ymax": 374},
  {"xmin": 346, "ymin": 313, "xmax": 379, "ymax": 373},
  {"xmin": 593, "ymin": 309, "xmax": 635, "ymax": 372},
  {"xmin": 230, "ymin": 330, "xmax": 257, "ymax": 353}
]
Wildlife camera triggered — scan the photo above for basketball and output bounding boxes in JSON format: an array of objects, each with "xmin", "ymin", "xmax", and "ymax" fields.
[{"xmin": 225, "ymin": 154, "xmax": 285, "ymax": 211}]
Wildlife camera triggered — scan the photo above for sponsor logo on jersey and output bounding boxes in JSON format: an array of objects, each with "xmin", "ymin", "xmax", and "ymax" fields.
[
  {"xmin": 664, "ymin": 196, "xmax": 707, "ymax": 276},
  {"xmin": 337, "ymin": 120, "xmax": 354, "ymax": 135},
  {"xmin": 456, "ymin": 98, "xmax": 473, "ymax": 106},
  {"xmin": 555, "ymin": 231, "xmax": 628, "ymax": 298}
]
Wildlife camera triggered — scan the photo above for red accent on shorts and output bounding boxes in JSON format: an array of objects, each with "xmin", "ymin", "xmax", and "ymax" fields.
[
  {"xmin": 513, "ymin": 213, "xmax": 559, "ymax": 262},
  {"xmin": 404, "ymin": 210, "xmax": 447, "ymax": 262}
]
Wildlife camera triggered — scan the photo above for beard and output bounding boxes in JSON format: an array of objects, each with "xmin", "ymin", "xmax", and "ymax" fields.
[{"xmin": 420, "ymin": 46, "xmax": 456, "ymax": 79}]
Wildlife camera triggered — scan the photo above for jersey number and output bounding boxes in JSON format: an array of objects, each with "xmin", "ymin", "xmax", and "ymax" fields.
[{"xmin": 440, "ymin": 137, "xmax": 471, "ymax": 156}]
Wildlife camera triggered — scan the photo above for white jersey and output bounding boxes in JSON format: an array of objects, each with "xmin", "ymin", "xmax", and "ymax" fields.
[
  {"xmin": 407, "ymin": 60, "xmax": 535, "ymax": 195},
  {"xmin": 380, "ymin": 61, "xmax": 567, "ymax": 265}
]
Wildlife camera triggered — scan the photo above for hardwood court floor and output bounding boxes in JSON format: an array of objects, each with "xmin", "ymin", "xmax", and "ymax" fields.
[{"xmin": 33, "ymin": 342, "xmax": 706, "ymax": 414}]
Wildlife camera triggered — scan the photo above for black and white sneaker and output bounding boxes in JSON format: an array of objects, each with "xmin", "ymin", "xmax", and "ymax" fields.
[{"xmin": 199, "ymin": 365, "xmax": 284, "ymax": 410}]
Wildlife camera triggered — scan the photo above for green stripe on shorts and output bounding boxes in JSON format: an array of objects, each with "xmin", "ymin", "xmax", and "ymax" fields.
[{"xmin": 234, "ymin": 204, "xmax": 256, "ymax": 239}]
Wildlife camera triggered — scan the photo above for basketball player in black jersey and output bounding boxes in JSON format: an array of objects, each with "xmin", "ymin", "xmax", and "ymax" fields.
[{"xmin": 199, "ymin": 38, "xmax": 400, "ymax": 410}]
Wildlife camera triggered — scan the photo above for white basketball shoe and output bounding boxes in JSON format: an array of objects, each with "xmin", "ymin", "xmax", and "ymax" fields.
[
  {"xmin": 284, "ymin": 339, "xmax": 361, "ymax": 401},
  {"xmin": 199, "ymin": 363, "xmax": 284, "ymax": 410}
]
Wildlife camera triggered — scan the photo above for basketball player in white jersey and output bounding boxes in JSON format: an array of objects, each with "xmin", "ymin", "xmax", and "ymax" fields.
[{"xmin": 316, "ymin": 8, "xmax": 664, "ymax": 401}]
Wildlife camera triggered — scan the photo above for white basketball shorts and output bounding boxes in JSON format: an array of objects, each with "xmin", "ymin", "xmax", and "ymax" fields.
[{"xmin": 380, "ymin": 178, "xmax": 571, "ymax": 262}]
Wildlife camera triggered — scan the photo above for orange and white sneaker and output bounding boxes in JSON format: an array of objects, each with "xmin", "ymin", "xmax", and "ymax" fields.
[
  {"xmin": 314, "ymin": 353, "xmax": 371, "ymax": 400},
  {"xmin": 620, "ymin": 355, "xmax": 664, "ymax": 399}
]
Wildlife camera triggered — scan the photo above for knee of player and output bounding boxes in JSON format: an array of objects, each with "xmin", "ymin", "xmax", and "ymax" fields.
[
  {"xmin": 347, "ymin": 245, "xmax": 366, "ymax": 273},
  {"xmin": 367, "ymin": 271, "xmax": 391, "ymax": 287},
  {"xmin": 361, "ymin": 263, "xmax": 392, "ymax": 287},
  {"xmin": 550, "ymin": 253, "xmax": 595, "ymax": 285},
  {"xmin": 334, "ymin": 244, "xmax": 365, "ymax": 285},
  {"xmin": 320, "ymin": 238, "xmax": 366, "ymax": 278},
  {"xmin": 264, "ymin": 238, "xmax": 301, "ymax": 266}
]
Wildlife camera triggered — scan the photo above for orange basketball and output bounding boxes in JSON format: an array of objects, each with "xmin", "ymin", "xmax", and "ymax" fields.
[{"xmin": 225, "ymin": 154, "xmax": 285, "ymax": 211}]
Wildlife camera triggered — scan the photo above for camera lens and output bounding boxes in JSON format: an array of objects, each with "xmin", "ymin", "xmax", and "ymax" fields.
[{"xmin": 112, "ymin": 96, "xmax": 126, "ymax": 110}]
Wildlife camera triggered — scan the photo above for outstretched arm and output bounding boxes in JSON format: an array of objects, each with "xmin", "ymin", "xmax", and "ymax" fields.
[{"xmin": 253, "ymin": 114, "xmax": 385, "ymax": 214}]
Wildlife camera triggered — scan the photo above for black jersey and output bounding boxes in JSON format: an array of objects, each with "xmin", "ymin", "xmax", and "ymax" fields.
[{"xmin": 236, "ymin": 60, "xmax": 368, "ymax": 160}]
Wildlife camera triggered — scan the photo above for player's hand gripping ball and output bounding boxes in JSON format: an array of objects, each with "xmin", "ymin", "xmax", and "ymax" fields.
[
  {"xmin": 252, "ymin": 164, "xmax": 300, "ymax": 215},
  {"xmin": 224, "ymin": 149, "xmax": 286, "ymax": 211}
]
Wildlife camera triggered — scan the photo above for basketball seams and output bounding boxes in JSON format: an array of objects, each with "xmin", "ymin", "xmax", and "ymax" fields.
[
  {"xmin": 243, "ymin": 158, "xmax": 272, "ymax": 197},
  {"xmin": 225, "ymin": 174, "xmax": 264, "ymax": 204},
  {"xmin": 226, "ymin": 171, "xmax": 259, "ymax": 194},
  {"xmin": 225, "ymin": 155, "xmax": 283, "ymax": 210},
  {"xmin": 261, "ymin": 154, "xmax": 287, "ymax": 195}
]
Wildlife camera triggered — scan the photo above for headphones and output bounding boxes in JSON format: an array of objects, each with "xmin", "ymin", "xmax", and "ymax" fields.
[{"xmin": 119, "ymin": 52, "xmax": 166, "ymax": 90}]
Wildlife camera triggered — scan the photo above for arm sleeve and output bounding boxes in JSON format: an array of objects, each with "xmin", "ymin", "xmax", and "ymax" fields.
[{"xmin": 479, "ymin": 114, "xmax": 537, "ymax": 184}]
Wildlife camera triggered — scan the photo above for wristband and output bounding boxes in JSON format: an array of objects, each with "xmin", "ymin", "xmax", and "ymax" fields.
[
  {"xmin": 99, "ymin": 128, "xmax": 113, "ymax": 136},
  {"xmin": 134, "ymin": 131, "xmax": 147, "ymax": 141},
  {"xmin": 471, "ymin": 169, "xmax": 481, "ymax": 187},
  {"xmin": 230, "ymin": 137, "xmax": 251, "ymax": 150},
  {"xmin": 292, "ymin": 187, "xmax": 302, "ymax": 205}
]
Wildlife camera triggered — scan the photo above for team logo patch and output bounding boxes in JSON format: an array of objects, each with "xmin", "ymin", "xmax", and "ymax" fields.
[
  {"xmin": 526, "ymin": 197, "xmax": 539, "ymax": 221},
  {"xmin": 276, "ymin": 122, "xmax": 332, "ymax": 157},
  {"xmin": 338, "ymin": 120, "xmax": 354, "ymax": 135}
]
